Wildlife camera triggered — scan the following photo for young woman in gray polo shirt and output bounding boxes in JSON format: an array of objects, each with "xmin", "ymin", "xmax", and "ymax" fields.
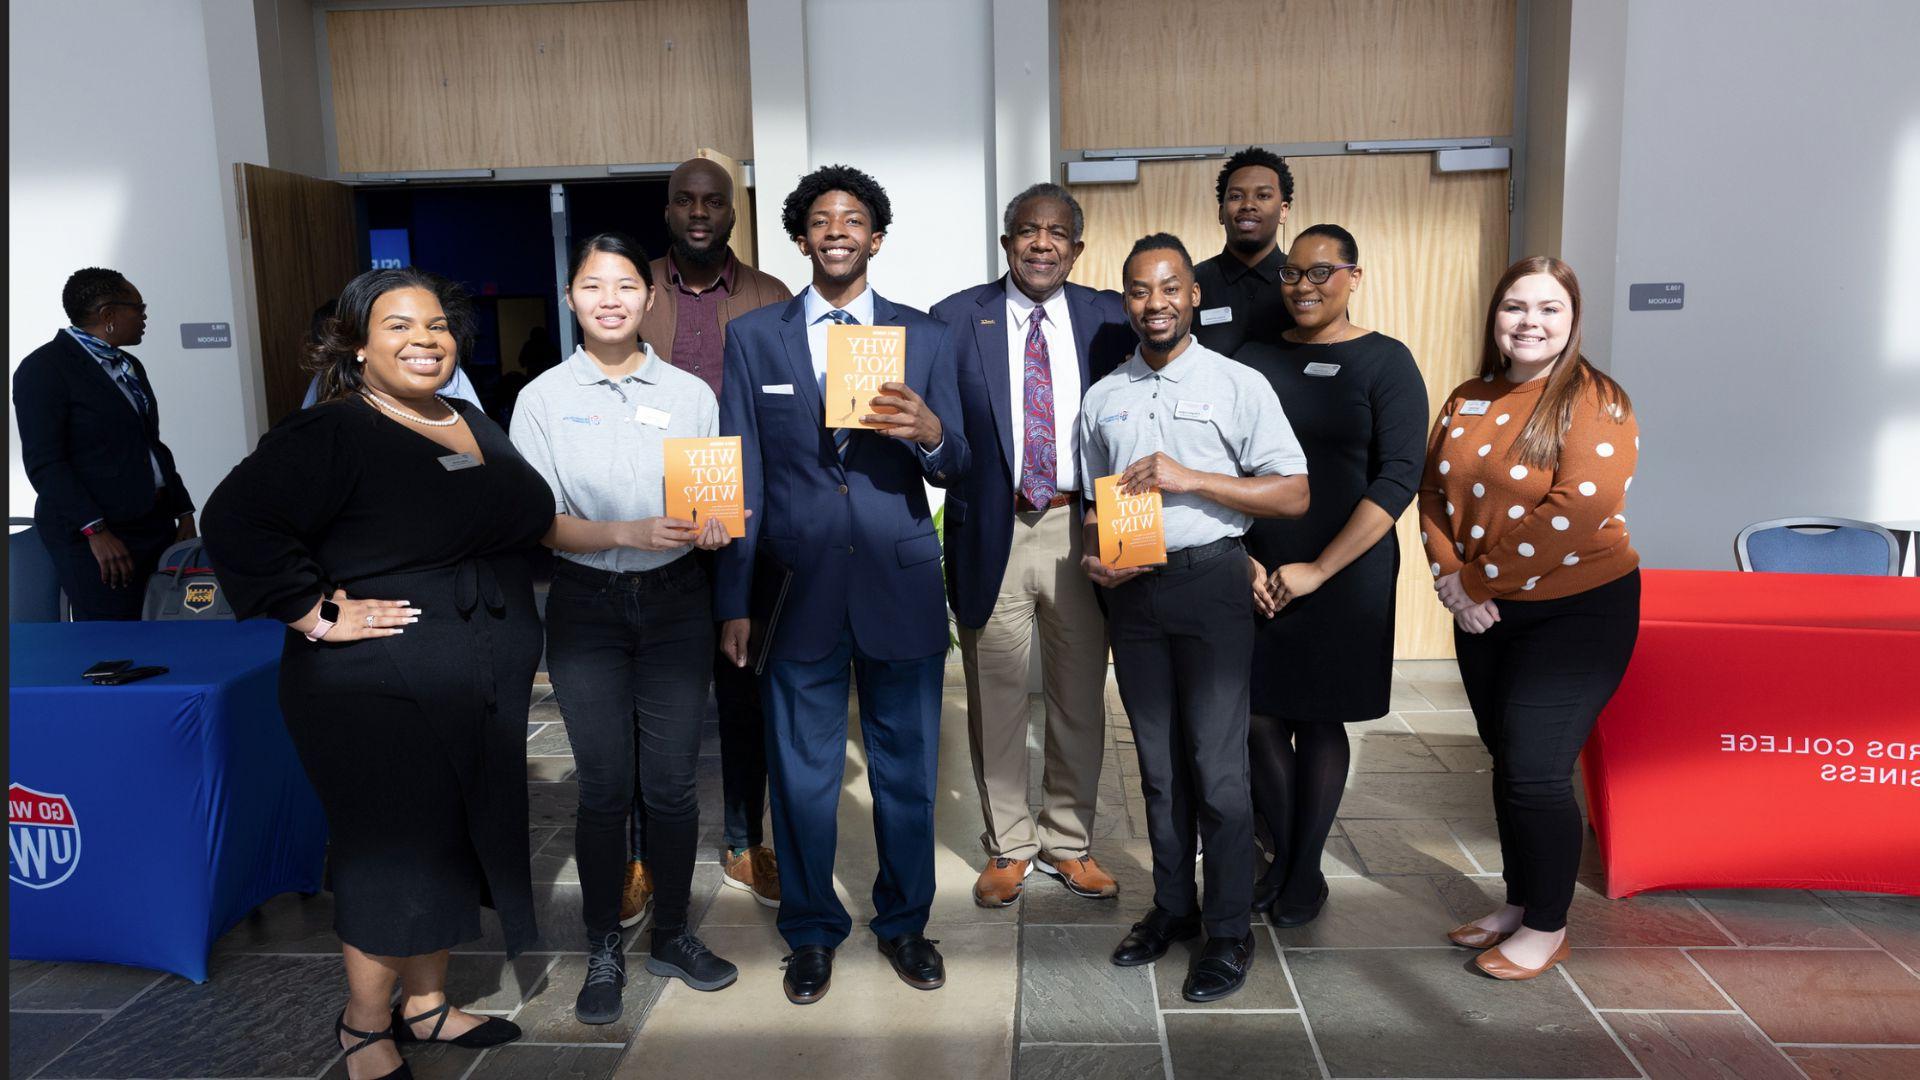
[{"xmin": 508, "ymin": 233, "xmax": 741, "ymax": 1023}]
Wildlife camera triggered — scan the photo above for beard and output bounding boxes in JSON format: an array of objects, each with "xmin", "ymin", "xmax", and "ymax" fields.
[{"xmin": 672, "ymin": 226, "xmax": 735, "ymax": 269}]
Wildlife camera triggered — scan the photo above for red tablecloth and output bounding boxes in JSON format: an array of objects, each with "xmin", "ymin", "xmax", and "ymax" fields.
[{"xmin": 1582, "ymin": 570, "xmax": 1920, "ymax": 898}]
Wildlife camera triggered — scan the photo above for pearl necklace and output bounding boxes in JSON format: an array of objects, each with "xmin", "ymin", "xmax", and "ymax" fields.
[{"xmin": 364, "ymin": 389, "xmax": 458, "ymax": 427}]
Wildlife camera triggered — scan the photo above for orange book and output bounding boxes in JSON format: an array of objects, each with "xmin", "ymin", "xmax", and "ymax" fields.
[
  {"xmin": 662, "ymin": 436, "xmax": 746, "ymax": 538},
  {"xmin": 824, "ymin": 324, "xmax": 905, "ymax": 429},
  {"xmin": 1094, "ymin": 474, "xmax": 1167, "ymax": 568}
]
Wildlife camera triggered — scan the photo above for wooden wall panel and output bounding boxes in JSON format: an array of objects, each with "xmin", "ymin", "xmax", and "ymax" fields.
[
  {"xmin": 240, "ymin": 164, "xmax": 361, "ymax": 425},
  {"xmin": 1059, "ymin": 0, "xmax": 1515, "ymax": 150},
  {"xmin": 1069, "ymin": 154, "xmax": 1509, "ymax": 657},
  {"xmin": 329, "ymin": 0, "xmax": 752, "ymax": 172}
]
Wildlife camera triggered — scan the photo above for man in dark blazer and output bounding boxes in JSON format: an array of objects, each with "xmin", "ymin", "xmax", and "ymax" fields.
[
  {"xmin": 14, "ymin": 268, "xmax": 194, "ymax": 619},
  {"xmin": 714, "ymin": 165, "xmax": 968, "ymax": 1006},
  {"xmin": 932, "ymin": 183, "xmax": 1136, "ymax": 910}
]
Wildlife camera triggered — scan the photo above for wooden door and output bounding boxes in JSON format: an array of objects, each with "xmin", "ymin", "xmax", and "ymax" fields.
[
  {"xmin": 239, "ymin": 164, "xmax": 359, "ymax": 425},
  {"xmin": 1067, "ymin": 154, "xmax": 1509, "ymax": 659}
]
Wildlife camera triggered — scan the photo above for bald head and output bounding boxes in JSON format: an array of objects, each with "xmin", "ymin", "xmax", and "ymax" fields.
[{"xmin": 665, "ymin": 158, "xmax": 737, "ymax": 269}]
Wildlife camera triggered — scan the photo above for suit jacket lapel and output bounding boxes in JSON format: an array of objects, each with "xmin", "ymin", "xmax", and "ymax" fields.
[
  {"xmin": 776, "ymin": 299, "xmax": 836, "ymax": 468},
  {"xmin": 976, "ymin": 281, "xmax": 1015, "ymax": 479},
  {"xmin": 61, "ymin": 332, "xmax": 144, "ymax": 423},
  {"xmin": 1066, "ymin": 284, "xmax": 1099, "ymax": 392}
]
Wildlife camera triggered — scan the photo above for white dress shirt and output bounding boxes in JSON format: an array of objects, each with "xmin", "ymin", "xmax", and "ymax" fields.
[
  {"xmin": 801, "ymin": 284, "xmax": 877, "ymax": 394},
  {"xmin": 1004, "ymin": 280, "xmax": 1083, "ymax": 493}
]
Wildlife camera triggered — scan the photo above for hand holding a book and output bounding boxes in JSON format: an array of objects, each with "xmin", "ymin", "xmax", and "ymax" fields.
[
  {"xmin": 621, "ymin": 516, "xmax": 703, "ymax": 552},
  {"xmin": 691, "ymin": 508, "xmax": 750, "ymax": 551},
  {"xmin": 863, "ymin": 382, "xmax": 944, "ymax": 449},
  {"xmin": 1118, "ymin": 452, "xmax": 1204, "ymax": 497},
  {"xmin": 1081, "ymin": 553, "xmax": 1149, "ymax": 590}
]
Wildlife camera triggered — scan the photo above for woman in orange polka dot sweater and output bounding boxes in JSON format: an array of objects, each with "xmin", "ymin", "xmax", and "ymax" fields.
[{"xmin": 1417, "ymin": 256, "xmax": 1640, "ymax": 981}]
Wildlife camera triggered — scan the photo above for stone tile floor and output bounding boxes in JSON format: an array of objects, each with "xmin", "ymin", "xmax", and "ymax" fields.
[{"xmin": 10, "ymin": 658, "xmax": 1919, "ymax": 1079}]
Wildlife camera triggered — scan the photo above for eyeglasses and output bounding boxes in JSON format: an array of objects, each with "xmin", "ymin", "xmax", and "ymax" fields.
[
  {"xmin": 100, "ymin": 301, "xmax": 148, "ymax": 315},
  {"xmin": 1278, "ymin": 264, "xmax": 1357, "ymax": 285}
]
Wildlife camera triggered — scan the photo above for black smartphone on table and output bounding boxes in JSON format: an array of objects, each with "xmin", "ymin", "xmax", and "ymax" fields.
[
  {"xmin": 85, "ymin": 665, "xmax": 169, "ymax": 686},
  {"xmin": 82, "ymin": 659, "xmax": 134, "ymax": 679}
]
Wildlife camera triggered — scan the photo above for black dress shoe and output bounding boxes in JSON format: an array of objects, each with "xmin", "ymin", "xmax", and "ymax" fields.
[
  {"xmin": 1270, "ymin": 878, "xmax": 1330, "ymax": 929},
  {"xmin": 1182, "ymin": 932, "xmax": 1255, "ymax": 1002},
  {"xmin": 878, "ymin": 934, "xmax": 946, "ymax": 990},
  {"xmin": 782, "ymin": 945, "xmax": 834, "ymax": 1005},
  {"xmin": 1110, "ymin": 907, "xmax": 1202, "ymax": 967},
  {"xmin": 1251, "ymin": 875, "xmax": 1283, "ymax": 914}
]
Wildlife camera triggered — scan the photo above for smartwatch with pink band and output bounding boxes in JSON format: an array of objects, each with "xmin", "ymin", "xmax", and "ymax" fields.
[{"xmin": 304, "ymin": 598, "xmax": 342, "ymax": 642}]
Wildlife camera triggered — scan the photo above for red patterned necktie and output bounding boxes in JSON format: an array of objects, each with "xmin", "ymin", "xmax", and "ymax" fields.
[{"xmin": 1020, "ymin": 307, "xmax": 1057, "ymax": 508}]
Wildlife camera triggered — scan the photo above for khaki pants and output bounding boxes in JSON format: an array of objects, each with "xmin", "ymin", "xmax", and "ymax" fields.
[{"xmin": 957, "ymin": 504, "xmax": 1109, "ymax": 861}]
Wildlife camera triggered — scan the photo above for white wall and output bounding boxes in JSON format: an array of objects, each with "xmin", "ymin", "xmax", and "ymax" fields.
[
  {"xmin": 788, "ymin": 0, "xmax": 999, "ymax": 310},
  {"xmin": 8, "ymin": 0, "xmax": 268, "ymax": 521},
  {"xmin": 1590, "ymin": 0, "xmax": 1920, "ymax": 568}
]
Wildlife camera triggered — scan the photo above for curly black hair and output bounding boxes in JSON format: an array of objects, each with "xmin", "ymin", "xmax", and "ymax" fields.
[
  {"xmin": 1214, "ymin": 147, "xmax": 1295, "ymax": 205},
  {"xmin": 62, "ymin": 267, "xmax": 134, "ymax": 326},
  {"xmin": 309, "ymin": 267, "xmax": 474, "ymax": 403},
  {"xmin": 781, "ymin": 164, "xmax": 893, "ymax": 239}
]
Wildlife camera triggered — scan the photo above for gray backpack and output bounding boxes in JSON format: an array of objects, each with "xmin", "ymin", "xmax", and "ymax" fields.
[{"xmin": 142, "ymin": 539, "xmax": 234, "ymax": 620}]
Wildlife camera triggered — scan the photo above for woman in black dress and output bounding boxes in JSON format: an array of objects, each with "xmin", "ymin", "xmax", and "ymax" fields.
[
  {"xmin": 1238, "ymin": 225, "xmax": 1428, "ymax": 926},
  {"xmin": 202, "ymin": 269, "xmax": 553, "ymax": 1080}
]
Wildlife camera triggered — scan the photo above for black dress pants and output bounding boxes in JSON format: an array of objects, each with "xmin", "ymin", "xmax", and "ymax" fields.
[
  {"xmin": 1453, "ymin": 570, "xmax": 1640, "ymax": 933},
  {"xmin": 38, "ymin": 509, "xmax": 176, "ymax": 620},
  {"xmin": 1107, "ymin": 540, "xmax": 1257, "ymax": 940},
  {"xmin": 545, "ymin": 556, "xmax": 713, "ymax": 938}
]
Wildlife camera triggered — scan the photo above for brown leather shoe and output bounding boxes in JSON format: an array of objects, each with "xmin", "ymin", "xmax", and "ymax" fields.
[
  {"xmin": 973, "ymin": 857, "xmax": 1031, "ymax": 908},
  {"xmin": 1036, "ymin": 853, "xmax": 1120, "ymax": 899},
  {"xmin": 617, "ymin": 860, "xmax": 653, "ymax": 928},
  {"xmin": 1447, "ymin": 922, "xmax": 1514, "ymax": 949},
  {"xmin": 1474, "ymin": 935, "xmax": 1571, "ymax": 980},
  {"xmin": 721, "ymin": 845, "xmax": 781, "ymax": 909}
]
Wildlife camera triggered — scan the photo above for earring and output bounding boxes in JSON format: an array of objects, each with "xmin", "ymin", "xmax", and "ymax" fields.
[
  {"xmin": 107, "ymin": 324, "xmax": 116, "ymax": 334},
  {"xmin": 355, "ymin": 353, "xmax": 366, "ymax": 364}
]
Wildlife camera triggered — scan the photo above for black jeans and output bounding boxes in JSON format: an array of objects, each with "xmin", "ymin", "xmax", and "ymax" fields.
[
  {"xmin": 1106, "ymin": 540, "xmax": 1257, "ymax": 940},
  {"xmin": 545, "ymin": 556, "xmax": 714, "ymax": 937},
  {"xmin": 629, "ymin": 646, "xmax": 766, "ymax": 859},
  {"xmin": 1454, "ymin": 570, "xmax": 1640, "ymax": 933}
]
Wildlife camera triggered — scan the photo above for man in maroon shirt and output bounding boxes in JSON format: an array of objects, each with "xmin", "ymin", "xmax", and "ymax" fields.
[{"xmin": 621, "ymin": 157, "xmax": 793, "ymax": 920}]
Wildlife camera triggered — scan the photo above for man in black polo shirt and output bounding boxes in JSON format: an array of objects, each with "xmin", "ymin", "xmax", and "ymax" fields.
[{"xmin": 1192, "ymin": 147, "xmax": 1296, "ymax": 357}]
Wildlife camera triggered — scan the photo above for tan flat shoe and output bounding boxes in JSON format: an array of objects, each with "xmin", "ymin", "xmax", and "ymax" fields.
[
  {"xmin": 1447, "ymin": 922, "xmax": 1513, "ymax": 949},
  {"xmin": 1474, "ymin": 936, "xmax": 1571, "ymax": 980}
]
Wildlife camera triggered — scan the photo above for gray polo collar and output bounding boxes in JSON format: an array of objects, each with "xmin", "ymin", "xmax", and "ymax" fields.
[
  {"xmin": 1124, "ymin": 336, "xmax": 1205, "ymax": 383},
  {"xmin": 566, "ymin": 342, "xmax": 664, "ymax": 387}
]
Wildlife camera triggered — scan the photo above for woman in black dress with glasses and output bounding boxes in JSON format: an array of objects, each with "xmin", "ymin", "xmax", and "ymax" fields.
[
  {"xmin": 203, "ymin": 268, "xmax": 552, "ymax": 1080},
  {"xmin": 1238, "ymin": 225, "xmax": 1428, "ymax": 927}
]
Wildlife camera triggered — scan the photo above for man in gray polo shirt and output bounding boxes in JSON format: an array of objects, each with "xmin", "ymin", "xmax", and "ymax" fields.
[{"xmin": 1078, "ymin": 233, "xmax": 1309, "ymax": 1004}]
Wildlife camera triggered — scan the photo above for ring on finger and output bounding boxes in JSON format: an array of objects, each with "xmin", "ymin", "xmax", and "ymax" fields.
[{"xmin": 365, "ymin": 614, "xmax": 375, "ymax": 628}]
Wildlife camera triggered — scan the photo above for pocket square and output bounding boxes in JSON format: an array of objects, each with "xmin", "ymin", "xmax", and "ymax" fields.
[{"xmin": 761, "ymin": 383, "xmax": 795, "ymax": 395}]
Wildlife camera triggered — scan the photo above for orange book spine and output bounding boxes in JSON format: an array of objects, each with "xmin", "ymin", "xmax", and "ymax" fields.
[
  {"xmin": 825, "ymin": 324, "xmax": 905, "ymax": 429},
  {"xmin": 662, "ymin": 436, "xmax": 746, "ymax": 538},
  {"xmin": 1094, "ymin": 474, "xmax": 1167, "ymax": 568}
]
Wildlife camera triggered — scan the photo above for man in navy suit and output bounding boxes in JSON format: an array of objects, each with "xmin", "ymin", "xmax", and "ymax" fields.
[
  {"xmin": 715, "ymin": 165, "xmax": 968, "ymax": 1005},
  {"xmin": 13, "ymin": 268, "xmax": 195, "ymax": 619},
  {"xmin": 931, "ymin": 184, "xmax": 1135, "ymax": 910}
]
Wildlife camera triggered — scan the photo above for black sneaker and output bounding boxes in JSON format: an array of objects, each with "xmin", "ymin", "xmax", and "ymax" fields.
[
  {"xmin": 646, "ymin": 929, "xmax": 739, "ymax": 991},
  {"xmin": 574, "ymin": 932, "xmax": 626, "ymax": 1025}
]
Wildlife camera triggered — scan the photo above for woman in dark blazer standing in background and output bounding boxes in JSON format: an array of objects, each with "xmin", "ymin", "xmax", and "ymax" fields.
[
  {"xmin": 204, "ymin": 268, "xmax": 551, "ymax": 1080},
  {"xmin": 1238, "ymin": 225, "xmax": 1428, "ymax": 927}
]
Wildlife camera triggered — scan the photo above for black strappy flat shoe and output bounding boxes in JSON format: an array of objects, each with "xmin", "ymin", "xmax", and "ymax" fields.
[
  {"xmin": 391, "ymin": 1000, "xmax": 522, "ymax": 1049},
  {"xmin": 336, "ymin": 1011, "xmax": 413, "ymax": 1080}
]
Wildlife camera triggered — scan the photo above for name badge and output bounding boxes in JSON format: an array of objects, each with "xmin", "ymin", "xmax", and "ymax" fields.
[
  {"xmin": 1459, "ymin": 400, "xmax": 1492, "ymax": 416},
  {"xmin": 1303, "ymin": 361, "xmax": 1341, "ymax": 377},
  {"xmin": 761, "ymin": 383, "xmax": 795, "ymax": 395},
  {"xmin": 438, "ymin": 453, "xmax": 481, "ymax": 472},
  {"xmin": 1175, "ymin": 400, "xmax": 1214, "ymax": 421},
  {"xmin": 633, "ymin": 404, "xmax": 671, "ymax": 427},
  {"xmin": 1199, "ymin": 306, "xmax": 1233, "ymax": 326}
]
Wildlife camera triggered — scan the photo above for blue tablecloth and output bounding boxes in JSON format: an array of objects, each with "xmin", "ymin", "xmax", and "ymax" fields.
[{"xmin": 9, "ymin": 620, "xmax": 326, "ymax": 981}]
